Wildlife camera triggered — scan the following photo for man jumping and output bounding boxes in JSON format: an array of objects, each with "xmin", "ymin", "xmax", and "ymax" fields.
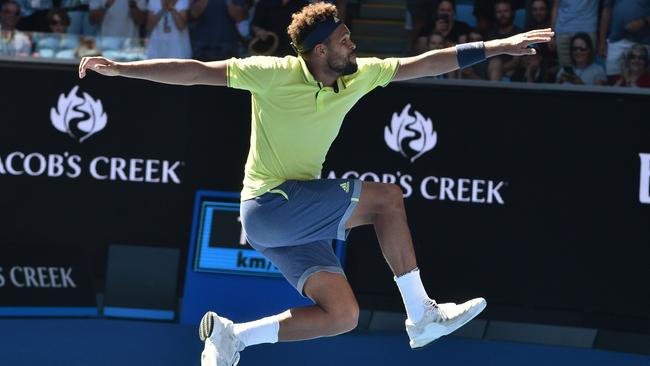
[{"xmin": 79, "ymin": 4, "xmax": 553, "ymax": 365}]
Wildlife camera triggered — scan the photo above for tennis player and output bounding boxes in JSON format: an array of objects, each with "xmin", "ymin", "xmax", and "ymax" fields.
[{"xmin": 79, "ymin": 4, "xmax": 553, "ymax": 365}]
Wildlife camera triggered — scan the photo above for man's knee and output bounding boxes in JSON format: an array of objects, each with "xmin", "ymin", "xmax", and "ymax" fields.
[{"xmin": 329, "ymin": 300, "xmax": 359, "ymax": 334}]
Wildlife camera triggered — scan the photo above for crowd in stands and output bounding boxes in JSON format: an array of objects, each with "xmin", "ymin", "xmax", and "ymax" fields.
[
  {"xmin": 0, "ymin": 0, "xmax": 648, "ymax": 88},
  {"xmin": 408, "ymin": 0, "xmax": 650, "ymax": 87}
]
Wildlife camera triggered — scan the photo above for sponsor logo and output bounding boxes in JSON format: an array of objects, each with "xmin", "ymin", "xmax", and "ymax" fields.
[
  {"xmin": 385, "ymin": 104, "xmax": 437, "ymax": 162},
  {"xmin": 640, "ymin": 153, "xmax": 650, "ymax": 204},
  {"xmin": 340, "ymin": 181, "xmax": 350, "ymax": 193},
  {"xmin": 0, "ymin": 266, "xmax": 76, "ymax": 288},
  {"xmin": 326, "ymin": 170, "xmax": 506, "ymax": 205},
  {"xmin": 50, "ymin": 86, "xmax": 107, "ymax": 143},
  {"xmin": 0, "ymin": 87, "xmax": 184, "ymax": 184},
  {"xmin": 328, "ymin": 104, "xmax": 508, "ymax": 205},
  {"xmin": 0, "ymin": 152, "xmax": 182, "ymax": 183}
]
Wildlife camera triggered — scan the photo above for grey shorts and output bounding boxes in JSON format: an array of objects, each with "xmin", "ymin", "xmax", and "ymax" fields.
[{"xmin": 240, "ymin": 178, "xmax": 362, "ymax": 295}]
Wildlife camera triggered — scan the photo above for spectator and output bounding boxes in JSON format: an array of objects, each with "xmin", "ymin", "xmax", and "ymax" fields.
[
  {"xmin": 15, "ymin": 0, "xmax": 52, "ymax": 32},
  {"xmin": 526, "ymin": 0, "xmax": 557, "ymax": 80},
  {"xmin": 32, "ymin": 8, "xmax": 79, "ymax": 58},
  {"xmin": 250, "ymin": 0, "xmax": 309, "ymax": 56},
  {"xmin": 599, "ymin": 0, "xmax": 650, "ymax": 79},
  {"xmin": 415, "ymin": 0, "xmax": 470, "ymax": 54},
  {"xmin": 510, "ymin": 45, "xmax": 547, "ymax": 82},
  {"xmin": 427, "ymin": 31, "xmax": 459, "ymax": 79},
  {"xmin": 551, "ymin": 0, "xmax": 599, "ymax": 68},
  {"xmin": 486, "ymin": 0, "xmax": 522, "ymax": 80},
  {"xmin": 527, "ymin": 0, "xmax": 549, "ymax": 29},
  {"xmin": 0, "ymin": 0, "xmax": 32, "ymax": 56},
  {"xmin": 146, "ymin": 0, "xmax": 192, "ymax": 58},
  {"xmin": 406, "ymin": 0, "xmax": 436, "ymax": 52},
  {"xmin": 189, "ymin": 0, "xmax": 247, "ymax": 61},
  {"xmin": 474, "ymin": 0, "xmax": 523, "ymax": 34},
  {"xmin": 556, "ymin": 32, "xmax": 606, "ymax": 86},
  {"xmin": 612, "ymin": 44, "xmax": 650, "ymax": 87},
  {"xmin": 61, "ymin": 0, "xmax": 97, "ymax": 35},
  {"xmin": 461, "ymin": 28, "xmax": 489, "ymax": 79},
  {"xmin": 89, "ymin": 0, "xmax": 147, "ymax": 40}
]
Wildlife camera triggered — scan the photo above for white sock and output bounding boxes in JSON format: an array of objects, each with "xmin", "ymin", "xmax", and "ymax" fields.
[
  {"xmin": 233, "ymin": 315, "xmax": 279, "ymax": 349},
  {"xmin": 394, "ymin": 268, "xmax": 430, "ymax": 323}
]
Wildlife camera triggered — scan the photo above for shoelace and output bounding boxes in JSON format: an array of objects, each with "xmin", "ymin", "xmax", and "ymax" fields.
[{"xmin": 424, "ymin": 299, "xmax": 449, "ymax": 322}]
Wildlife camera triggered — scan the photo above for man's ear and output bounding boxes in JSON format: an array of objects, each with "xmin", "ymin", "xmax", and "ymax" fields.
[{"xmin": 314, "ymin": 43, "xmax": 326, "ymax": 56}]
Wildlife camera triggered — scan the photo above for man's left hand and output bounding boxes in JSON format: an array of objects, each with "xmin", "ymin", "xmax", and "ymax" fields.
[{"xmin": 488, "ymin": 28, "xmax": 554, "ymax": 57}]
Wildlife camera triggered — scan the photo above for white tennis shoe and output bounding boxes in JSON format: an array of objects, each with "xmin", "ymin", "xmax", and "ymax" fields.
[
  {"xmin": 406, "ymin": 297, "xmax": 487, "ymax": 349},
  {"xmin": 200, "ymin": 311, "xmax": 243, "ymax": 366}
]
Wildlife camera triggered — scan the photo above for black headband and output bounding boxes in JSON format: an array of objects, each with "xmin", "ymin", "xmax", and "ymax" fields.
[{"xmin": 291, "ymin": 16, "xmax": 342, "ymax": 54}]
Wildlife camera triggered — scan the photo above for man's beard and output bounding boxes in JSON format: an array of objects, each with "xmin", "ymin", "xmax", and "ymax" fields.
[{"xmin": 327, "ymin": 55, "xmax": 358, "ymax": 75}]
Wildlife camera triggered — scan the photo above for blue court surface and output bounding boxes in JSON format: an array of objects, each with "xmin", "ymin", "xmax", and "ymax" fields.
[{"xmin": 1, "ymin": 318, "xmax": 648, "ymax": 366}]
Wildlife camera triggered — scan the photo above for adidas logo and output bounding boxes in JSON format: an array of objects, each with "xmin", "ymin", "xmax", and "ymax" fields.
[{"xmin": 340, "ymin": 182, "xmax": 350, "ymax": 193}]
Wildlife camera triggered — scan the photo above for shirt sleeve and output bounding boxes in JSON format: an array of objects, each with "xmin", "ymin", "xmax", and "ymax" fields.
[
  {"xmin": 227, "ymin": 56, "xmax": 283, "ymax": 94},
  {"xmin": 357, "ymin": 57, "xmax": 400, "ymax": 93}
]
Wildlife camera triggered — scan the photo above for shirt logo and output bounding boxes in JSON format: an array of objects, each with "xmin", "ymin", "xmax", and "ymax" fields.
[
  {"xmin": 340, "ymin": 181, "xmax": 350, "ymax": 193},
  {"xmin": 50, "ymin": 86, "xmax": 107, "ymax": 143},
  {"xmin": 384, "ymin": 104, "xmax": 437, "ymax": 163}
]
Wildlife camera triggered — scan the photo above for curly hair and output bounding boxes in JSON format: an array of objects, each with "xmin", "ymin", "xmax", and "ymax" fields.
[{"xmin": 287, "ymin": 3, "xmax": 339, "ymax": 53}]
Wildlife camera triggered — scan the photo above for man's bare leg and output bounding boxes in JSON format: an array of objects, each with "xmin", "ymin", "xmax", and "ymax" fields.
[
  {"xmin": 276, "ymin": 271, "xmax": 359, "ymax": 341},
  {"xmin": 345, "ymin": 181, "xmax": 417, "ymax": 276}
]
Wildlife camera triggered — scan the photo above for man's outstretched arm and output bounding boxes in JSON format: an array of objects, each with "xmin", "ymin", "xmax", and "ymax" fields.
[
  {"xmin": 78, "ymin": 57, "xmax": 228, "ymax": 86},
  {"xmin": 393, "ymin": 28, "xmax": 554, "ymax": 82}
]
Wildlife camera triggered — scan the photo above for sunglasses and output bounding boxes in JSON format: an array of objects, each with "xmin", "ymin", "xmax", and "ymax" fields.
[{"xmin": 50, "ymin": 19, "xmax": 63, "ymax": 25}]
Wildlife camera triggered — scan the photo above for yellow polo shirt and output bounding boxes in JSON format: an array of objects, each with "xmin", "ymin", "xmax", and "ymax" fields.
[{"xmin": 227, "ymin": 55, "xmax": 399, "ymax": 200}]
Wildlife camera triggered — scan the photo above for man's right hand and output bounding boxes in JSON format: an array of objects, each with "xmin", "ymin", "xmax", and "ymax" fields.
[{"xmin": 79, "ymin": 56, "xmax": 119, "ymax": 79}]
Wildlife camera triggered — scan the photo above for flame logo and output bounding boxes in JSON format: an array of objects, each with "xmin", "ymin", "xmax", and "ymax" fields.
[
  {"xmin": 384, "ymin": 104, "xmax": 437, "ymax": 162},
  {"xmin": 50, "ymin": 86, "xmax": 107, "ymax": 143}
]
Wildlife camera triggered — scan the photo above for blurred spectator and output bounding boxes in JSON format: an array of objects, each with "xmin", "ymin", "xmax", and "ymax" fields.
[
  {"xmin": 146, "ymin": 0, "xmax": 191, "ymax": 58},
  {"xmin": 474, "ymin": 0, "xmax": 523, "ymax": 34},
  {"xmin": 460, "ymin": 28, "xmax": 489, "ymax": 79},
  {"xmin": 612, "ymin": 44, "xmax": 650, "ymax": 87},
  {"xmin": 525, "ymin": 0, "xmax": 557, "ymax": 80},
  {"xmin": 486, "ymin": 0, "xmax": 522, "ymax": 80},
  {"xmin": 189, "ymin": 0, "xmax": 247, "ymax": 61},
  {"xmin": 250, "ymin": 0, "xmax": 309, "ymax": 56},
  {"xmin": 415, "ymin": 0, "xmax": 470, "ymax": 54},
  {"xmin": 526, "ymin": 0, "xmax": 549, "ymax": 29},
  {"xmin": 89, "ymin": 0, "xmax": 147, "ymax": 40},
  {"xmin": 15, "ymin": 0, "xmax": 52, "ymax": 32},
  {"xmin": 61, "ymin": 0, "xmax": 97, "ymax": 35},
  {"xmin": 556, "ymin": 32, "xmax": 606, "ymax": 86},
  {"xmin": 32, "ymin": 8, "xmax": 79, "ymax": 58},
  {"xmin": 0, "ymin": 0, "xmax": 31, "ymax": 56},
  {"xmin": 551, "ymin": 0, "xmax": 599, "ymax": 68},
  {"xmin": 599, "ymin": 0, "xmax": 650, "ymax": 79},
  {"xmin": 510, "ymin": 45, "xmax": 547, "ymax": 82},
  {"xmin": 427, "ymin": 31, "xmax": 459, "ymax": 78},
  {"xmin": 406, "ymin": 0, "xmax": 436, "ymax": 52}
]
